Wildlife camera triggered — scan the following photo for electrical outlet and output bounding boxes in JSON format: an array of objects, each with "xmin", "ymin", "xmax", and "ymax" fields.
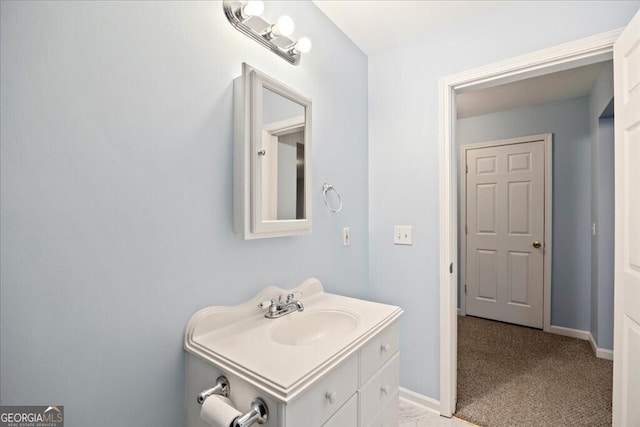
[
  {"xmin": 394, "ymin": 225, "xmax": 412, "ymax": 245},
  {"xmin": 343, "ymin": 227, "xmax": 350, "ymax": 247}
]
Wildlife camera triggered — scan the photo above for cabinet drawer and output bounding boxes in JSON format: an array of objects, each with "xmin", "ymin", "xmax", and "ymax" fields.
[
  {"xmin": 364, "ymin": 392, "xmax": 399, "ymax": 427},
  {"xmin": 359, "ymin": 322, "xmax": 399, "ymax": 385},
  {"xmin": 285, "ymin": 355, "xmax": 358, "ymax": 427},
  {"xmin": 359, "ymin": 353, "xmax": 399, "ymax": 427},
  {"xmin": 322, "ymin": 393, "xmax": 358, "ymax": 427}
]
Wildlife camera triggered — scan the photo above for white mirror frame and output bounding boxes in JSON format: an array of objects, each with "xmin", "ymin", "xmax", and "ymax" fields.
[{"xmin": 233, "ymin": 63, "xmax": 312, "ymax": 239}]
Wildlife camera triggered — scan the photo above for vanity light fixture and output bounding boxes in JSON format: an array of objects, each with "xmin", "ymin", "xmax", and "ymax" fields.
[{"xmin": 223, "ymin": 0, "xmax": 312, "ymax": 65}]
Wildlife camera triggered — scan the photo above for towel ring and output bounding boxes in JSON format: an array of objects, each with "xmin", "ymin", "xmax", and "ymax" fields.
[{"xmin": 322, "ymin": 183, "xmax": 342, "ymax": 213}]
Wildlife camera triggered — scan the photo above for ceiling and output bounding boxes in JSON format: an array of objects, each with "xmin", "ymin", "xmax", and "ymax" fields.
[
  {"xmin": 312, "ymin": 1, "xmax": 503, "ymax": 56},
  {"xmin": 456, "ymin": 62, "xmax": 607, "ymax": 118},
  {"xmin": 312, "ymin": 1, "xmax": 609, "ymax": 118}
]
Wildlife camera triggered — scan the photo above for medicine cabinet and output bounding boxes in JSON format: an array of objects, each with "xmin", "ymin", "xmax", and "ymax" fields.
[{"xmin": 233, "ymin": 63, "xmax": 312, "ymax": 239}]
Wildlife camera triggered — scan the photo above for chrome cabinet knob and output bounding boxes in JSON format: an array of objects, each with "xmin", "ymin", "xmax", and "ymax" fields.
[{"xmin": 380, "ymin": 343, "xmax": 390, "ymax": 353}]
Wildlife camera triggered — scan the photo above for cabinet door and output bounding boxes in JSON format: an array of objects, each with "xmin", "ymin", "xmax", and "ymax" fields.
[
  {"xmin": 359, "ymin": 353, "xmax": 400, "ymax": 427},
  {"xmin": 360, "ymin": 323, "xmax": 399, "ymax": 385},
  {"xmin": 365, "ymin": 392, "xmax": 399, "ymax": 427},
  {"xmin": 323, "ymin": 394, "xmax": 358, "ymax": 427},
  {"xmin": 285, "ymin": 355, "xmax": 358, "ymax": 426}
]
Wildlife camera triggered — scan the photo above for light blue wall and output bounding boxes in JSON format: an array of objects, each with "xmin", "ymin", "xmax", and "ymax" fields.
[
  {"xmin": 589, "ymin": 61, "xmax": 615, "ymax": 350},
  {"xmin": 368, "ymin": 1, "xmax": 639, "ymax": 399},
  {"xmin": 0, "ymin": 1, "xmax": 368, "ymax": 425},
  {"xmin": 2, "ymin": 0, "xmax": 639, "ymax": 415},
  {"xmin": 457, "ymin": 97, "xmax": 592, "ymax": 330}
]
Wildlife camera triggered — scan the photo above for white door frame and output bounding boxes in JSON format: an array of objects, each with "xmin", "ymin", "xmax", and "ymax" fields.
[
  {"xmin": 438, "ymin": 29, "xmax": 622, "ymax": 417},
  {"xmin": 459, "ymin": 134, "xmax": 552, "ymax": 331}
]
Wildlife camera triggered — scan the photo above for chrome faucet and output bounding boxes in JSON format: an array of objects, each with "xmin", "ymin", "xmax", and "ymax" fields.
[{"xmin": 259, "ymin": 294, "xmax": 304, "ymax": 319}]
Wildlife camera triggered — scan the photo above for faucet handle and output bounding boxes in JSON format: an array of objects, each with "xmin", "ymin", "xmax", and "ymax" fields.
[
  {"xmin": 286, "ymin": 293, "xmax": 295, "ymax": 303},
  {"xmin": 259, "ymin": 299, "xmax": 279, "ymax": 314},
  {"xmin": 258, "ymin": 300, "xmax": 273, "ymax": 309}
]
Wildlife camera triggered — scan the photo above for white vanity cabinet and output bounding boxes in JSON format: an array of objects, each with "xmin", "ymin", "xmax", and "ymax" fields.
[
  {"xmin": 323, "ymin": 394, "xmax": 358, "ymax": 427},
  {"xmin": 359, "ymin": 354, "xmax": 399, "ymax": 427},
  {"xmin": 284, "ymin": 354, "xmax": 358, "ymax": 425},
  {"xmin": 185, "ymin": 322, "xmax": 399, "ymax": 427},
  {"xmin": 283, "ymin": 322, "xmax": 399, "ymax": 427},
  {"xmin": 184, "ymin": 278, "xmax": 403, "ymax": 427},
  {"xmin": 358, "ymin": 322, "xmax": 400, "ymax": 427},
  {"xmin": 358, "ymin": 324, "xmax": 399, "ymax": 427}
]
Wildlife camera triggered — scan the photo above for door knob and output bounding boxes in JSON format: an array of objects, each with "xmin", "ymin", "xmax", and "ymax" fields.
[{"xmin": 532, "ymin": 241, "xmax": 541, "ymax": 248}]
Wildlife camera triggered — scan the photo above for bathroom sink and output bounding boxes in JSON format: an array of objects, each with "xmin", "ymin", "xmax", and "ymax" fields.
[
  {"xmin": 270, "ymin": 310, "xmax": 359, "ymax": 346},
  {"xmin": 185, "ymin": 278, "xmax": 404, "ymax": 399}
]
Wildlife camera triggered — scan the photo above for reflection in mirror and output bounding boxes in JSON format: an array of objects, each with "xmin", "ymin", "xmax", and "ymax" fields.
[{"xmin": 261, "ymin": 88, "xmax": 306, "ymax": 221}]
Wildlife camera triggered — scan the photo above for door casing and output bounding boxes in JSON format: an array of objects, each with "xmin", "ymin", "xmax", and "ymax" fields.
[
  {"xmin": 438, "ymin": 28, "xmax": 622, "ymax": 417},
  {"xmin": 459, "ymin": 134, "xmax": 552, "ymax": 331}
]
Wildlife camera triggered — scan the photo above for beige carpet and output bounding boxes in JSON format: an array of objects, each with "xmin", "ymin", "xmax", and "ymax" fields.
[{"xmin": 456, "ymin": 316, "xmax": 613, "ymax": 427}]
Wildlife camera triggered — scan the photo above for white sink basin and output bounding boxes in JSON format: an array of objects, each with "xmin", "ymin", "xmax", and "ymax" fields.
[{"xmin": 270, "ymin": 310, "xmax": 359, "ymax": 346}]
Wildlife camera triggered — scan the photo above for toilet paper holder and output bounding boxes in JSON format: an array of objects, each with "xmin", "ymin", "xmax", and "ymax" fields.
[
  {"xmin": 230, "ymin": 398, "xmax": 268, "ymax": 427},
  {"xmin": 197, "ymin": 376, "xmax": 268, "ymax": 427},
  {"xmin": 197, "ymin": 376, "xmax": 230, "ymax": 404}
]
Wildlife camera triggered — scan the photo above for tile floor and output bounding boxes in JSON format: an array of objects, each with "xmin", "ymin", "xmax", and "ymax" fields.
[{"xmin": 399, "ymin": 398, "xmax": 478, "ymax": 427}]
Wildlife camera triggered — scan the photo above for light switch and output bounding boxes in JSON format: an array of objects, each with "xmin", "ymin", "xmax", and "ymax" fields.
[{"xmin": 394, "ymin": 225, "xmax": 412, "ymax": 245}]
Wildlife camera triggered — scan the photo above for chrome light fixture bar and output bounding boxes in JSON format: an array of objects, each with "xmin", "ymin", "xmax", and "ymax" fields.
[{"xmin": 223, "ymin": 0, "xmax": 311, "ymax": 66}]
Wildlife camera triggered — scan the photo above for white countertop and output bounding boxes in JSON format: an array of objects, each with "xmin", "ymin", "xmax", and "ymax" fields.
[{"xmin": 184, "ymin": 278, "xmax": 403, "ymax": 402}]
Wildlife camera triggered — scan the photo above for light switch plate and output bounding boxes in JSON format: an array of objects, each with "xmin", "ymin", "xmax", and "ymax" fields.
[{"xmin": 394, "ymin": 225, "xmax": 412, "ymax": 245}]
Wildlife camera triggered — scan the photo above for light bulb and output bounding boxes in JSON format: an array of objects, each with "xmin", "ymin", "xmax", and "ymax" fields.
[
  {"xmin": 294, "ymin": 37, "xmax": 312, "ymax": 53},
  {"xmin": 274, "ymin": 15, "xmax": 294, "ymax": 37},
  {"xmin": 242, "ymin": 0, "xmax": 264, "ymax": 17}
]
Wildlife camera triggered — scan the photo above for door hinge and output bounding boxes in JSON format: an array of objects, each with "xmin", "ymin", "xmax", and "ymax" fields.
[
  {"xmin": 465, "ymin": 224, "xmax": 468, "ymax": 234},
  {"xmin": 465, "ymin": 164, "xmax": 468, "ymax": 173},
  {"xmin": 465, "ymin": 284, "xmax": 468, "ymax": 295},
  {"xmin": 449, "ymin": 262, "xmax": 453, "ymax": 274}
]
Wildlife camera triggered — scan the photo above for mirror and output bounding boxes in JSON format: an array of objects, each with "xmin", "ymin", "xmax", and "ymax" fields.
[
  {"xmin": 261, "ymin": 88, "xmax": 306, "ymax": 221},
  {"xmin": 233, "ymin": 63, "xmax": 312, "ymax": 239}
]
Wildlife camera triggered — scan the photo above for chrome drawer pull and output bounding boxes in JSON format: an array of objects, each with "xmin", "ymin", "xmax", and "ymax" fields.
[
  {"xmin": 380, "ymin": 343, "xmax": 390, "ymax": 353},
  {"xmin": 381, "ymin": 385, "xmax": 390, "ymax": 396}
]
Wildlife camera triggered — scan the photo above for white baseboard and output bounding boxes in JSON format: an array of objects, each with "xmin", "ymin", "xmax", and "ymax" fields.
[
  {"xmin": 549, "ymin": 325, "xmax": 591, "ymax": 340},
  {"xmin": 549, "ymin": 325, "xmax": 613, "ymax": 361},
  {"xmin": 588, "ymin": 333, "xmax": 614, "ymax": 361},
  {"xmin": 399, "ymin": 387, "xmax": 440, "ymax": 414}
]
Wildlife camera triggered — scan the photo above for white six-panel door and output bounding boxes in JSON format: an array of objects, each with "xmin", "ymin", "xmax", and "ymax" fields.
[
  {"xmin": 465, "ymin": 139, "xmax": 545, "ymax": 328},
  {"xmin": 612, "ymin": 9, "xmax": 640, "ymax": 427}
]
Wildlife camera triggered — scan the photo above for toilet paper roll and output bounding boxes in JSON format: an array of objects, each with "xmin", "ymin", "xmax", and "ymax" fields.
[{"xmin": 200, "ymin": 395, "xmax": 241, "ymax": 427}]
